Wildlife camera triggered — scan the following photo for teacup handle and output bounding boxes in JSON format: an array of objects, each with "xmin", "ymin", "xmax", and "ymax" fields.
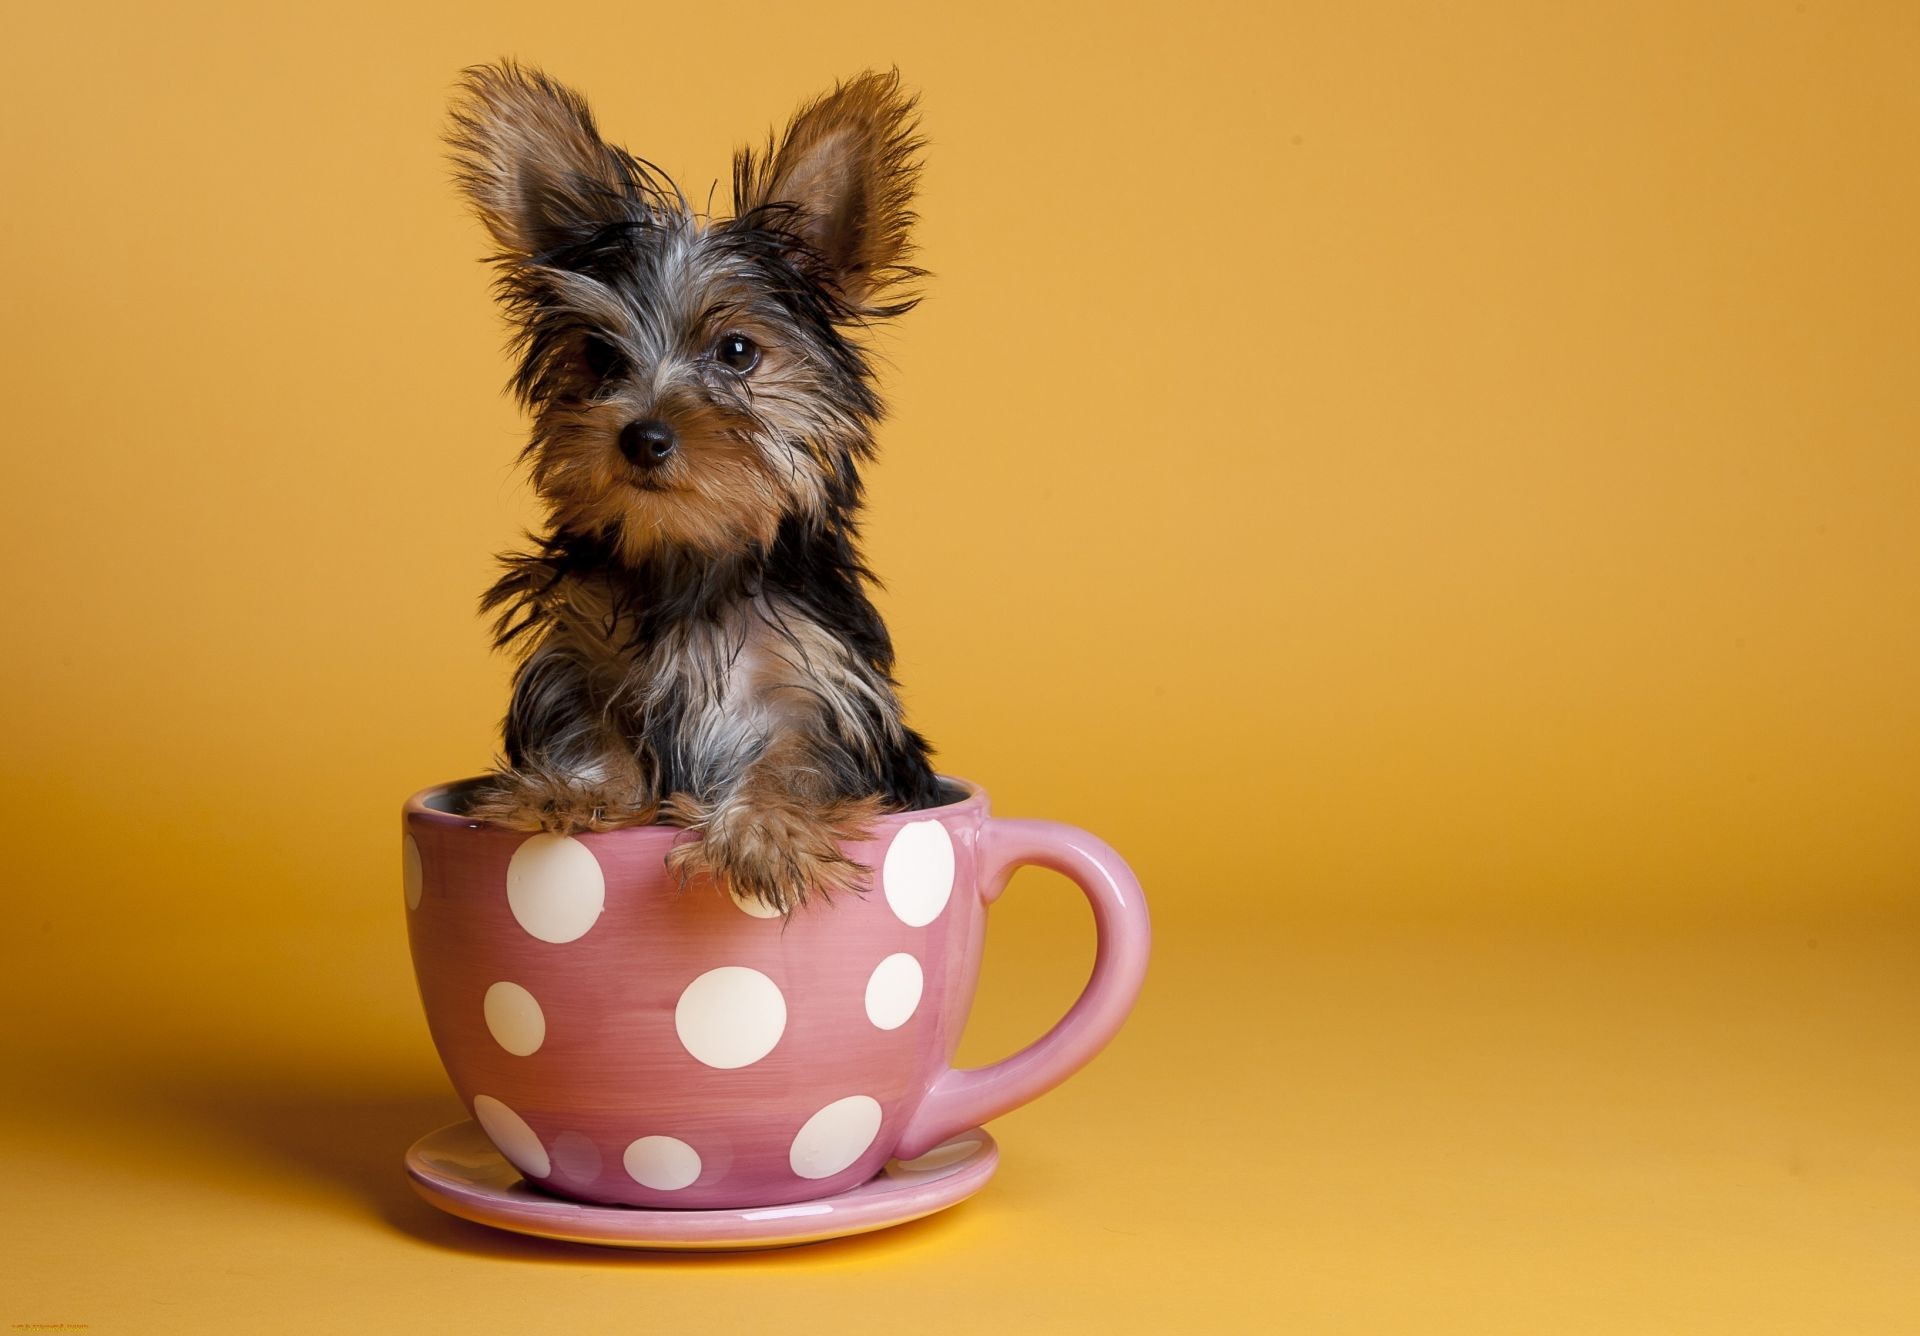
[{"xmin": 894, "ymin": 817, "xmax": 1152, "ymax": 1160}]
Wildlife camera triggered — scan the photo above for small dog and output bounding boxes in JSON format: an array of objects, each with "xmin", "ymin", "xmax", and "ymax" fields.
[{"xmin": 445, "ymin": 61, "xmax": 944, "ymax": 913}]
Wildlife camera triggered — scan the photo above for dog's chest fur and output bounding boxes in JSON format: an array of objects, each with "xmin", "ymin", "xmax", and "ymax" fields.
[
  {"xmin": 494, "ymin": 538, "xmax": 940, "ymax": 812},
  {"xmin": 632, "ymin": 594, "xmax": 891, "ymax": 795}
]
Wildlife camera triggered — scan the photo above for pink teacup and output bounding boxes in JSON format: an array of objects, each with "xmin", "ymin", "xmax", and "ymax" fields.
[{"xmin": 402, "ymin": 776, "xmax": 1150, "ymax": 1208}]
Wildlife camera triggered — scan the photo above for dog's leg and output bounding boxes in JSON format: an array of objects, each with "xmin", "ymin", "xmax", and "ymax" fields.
[
  {"xmin": 465, "ymin": 644, "xmax": 655, "ymax": 833},
  {"xmin": 663, "ymin": 731, "xmax": 886, "ymax": 914},
  {"xmin": 465, "ymin": 754, "xmax": 654, "ymax": 833}
]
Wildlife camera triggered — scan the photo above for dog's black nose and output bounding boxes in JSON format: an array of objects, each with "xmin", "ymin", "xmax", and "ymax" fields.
[{"xmin": 619, "ymin": 419, "xmax": 677, "ymax": 466}]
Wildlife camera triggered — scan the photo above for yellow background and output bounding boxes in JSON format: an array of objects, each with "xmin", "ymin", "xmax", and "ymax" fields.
[{"xmin": 3, "ymin": 1, "xmax": 1917, "ymax": 1331}]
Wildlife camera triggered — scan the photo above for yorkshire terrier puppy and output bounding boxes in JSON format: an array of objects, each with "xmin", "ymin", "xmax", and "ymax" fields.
[{"xmin": 445, "ymin": 61, "xmax": 944, "ymax": 913}]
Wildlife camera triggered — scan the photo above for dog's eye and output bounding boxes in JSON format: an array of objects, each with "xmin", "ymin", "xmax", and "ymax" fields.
[
  {"xmin": 716, "ymin": 333, "xmax": 760, "ymax": 374},
  {"xmin": 582, "ymin": 335, "xmax": 625, "ymax": 380}
]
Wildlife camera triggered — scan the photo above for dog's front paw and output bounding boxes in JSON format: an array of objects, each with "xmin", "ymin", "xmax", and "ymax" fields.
[
  {"xmin": 465, "ymin": 767, "xmax": 656, "ymax": 834},
  {"xmin": 662, "ymin": 792, "xmax": 884, "ymax": 915}
]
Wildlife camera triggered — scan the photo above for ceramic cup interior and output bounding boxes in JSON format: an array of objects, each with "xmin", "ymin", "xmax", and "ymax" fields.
[{"xmin": 403, "ymin": 775, "xmax": 1149, "ymax": 1209}]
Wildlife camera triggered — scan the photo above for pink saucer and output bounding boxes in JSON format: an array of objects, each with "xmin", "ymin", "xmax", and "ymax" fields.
[{"xmin": 405, "ymin": 1120, "xmax": 998, "ymax": 1250}]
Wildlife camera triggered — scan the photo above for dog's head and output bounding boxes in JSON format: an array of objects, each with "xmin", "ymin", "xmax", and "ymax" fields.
[{"xmin": 448, "ymin": 62, "xmax": 922, "ymax": 562}]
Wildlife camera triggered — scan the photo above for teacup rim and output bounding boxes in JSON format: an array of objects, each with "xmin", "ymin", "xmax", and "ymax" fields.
[{"xmin": 402, "ymin": 773, "xmax": 988, "ymax": 836}]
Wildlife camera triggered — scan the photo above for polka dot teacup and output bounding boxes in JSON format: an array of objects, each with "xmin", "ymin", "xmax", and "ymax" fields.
[{"xmin": 402, "ymin": 776, "xmax": 1151, "ymax": 1208}]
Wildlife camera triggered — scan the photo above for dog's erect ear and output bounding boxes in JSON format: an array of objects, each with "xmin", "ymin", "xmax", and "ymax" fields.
[
  {"xmin": 733, "ymin": 70, "xmax": 924, "ymax": 315},
  {"xmin": 447, "ymin": 60, "xmax": 642, "ymax": 260}
]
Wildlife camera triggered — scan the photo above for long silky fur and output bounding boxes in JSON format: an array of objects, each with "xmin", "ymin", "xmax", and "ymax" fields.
[{"xmin": 445, "ymin": 61, "xmax": 944, "ymax": 912}]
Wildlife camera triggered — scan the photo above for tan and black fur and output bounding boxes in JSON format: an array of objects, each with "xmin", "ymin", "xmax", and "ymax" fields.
[{"xmin": 445, "ymin": 61, "xmax": 944, "ymax": 912}]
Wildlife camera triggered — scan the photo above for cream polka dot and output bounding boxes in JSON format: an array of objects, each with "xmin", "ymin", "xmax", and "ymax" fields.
[
  {"xmin": 402, "ymin": 834, "xmax": 423, "ymax": 910},
  {"xmin": 729, "ymin": 886, "xmax": 783, "ymax": 920},
  {"xmin": 483, "ymin": 981, "xmax": 546, "ymax": 1056},
  {"xmin": 887, "ymin": 1137, "xmax": 983, "ymax": 1178},
  {"xmin": 623, "ymin": 1136, "xmax": 702, "ymax": 1191},
  {"xmin": 882, "ymin": 820, "xmax": 954, "ymax": 927},
  {"xmin": 472, "ymin": 1095, "xmax": 550, "ymax": 1178},
  {"xmin": 789, "ymin": 1095, "xmax": 883, "ymax": 1180},
  {"xmin": 550, "ymin": 1130, "xmax": 603, "ymax": 1186},
  {"xmin": 674, "ymin": 966, "xmax": 787, "ymax": 1069},
  {"xmin": 506, "ymin": 833, "xmax": 605, "ymax": 943},
  {"xmin": 863, "ymin": 952, "xmax": 924, "ymax": 1030}
]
